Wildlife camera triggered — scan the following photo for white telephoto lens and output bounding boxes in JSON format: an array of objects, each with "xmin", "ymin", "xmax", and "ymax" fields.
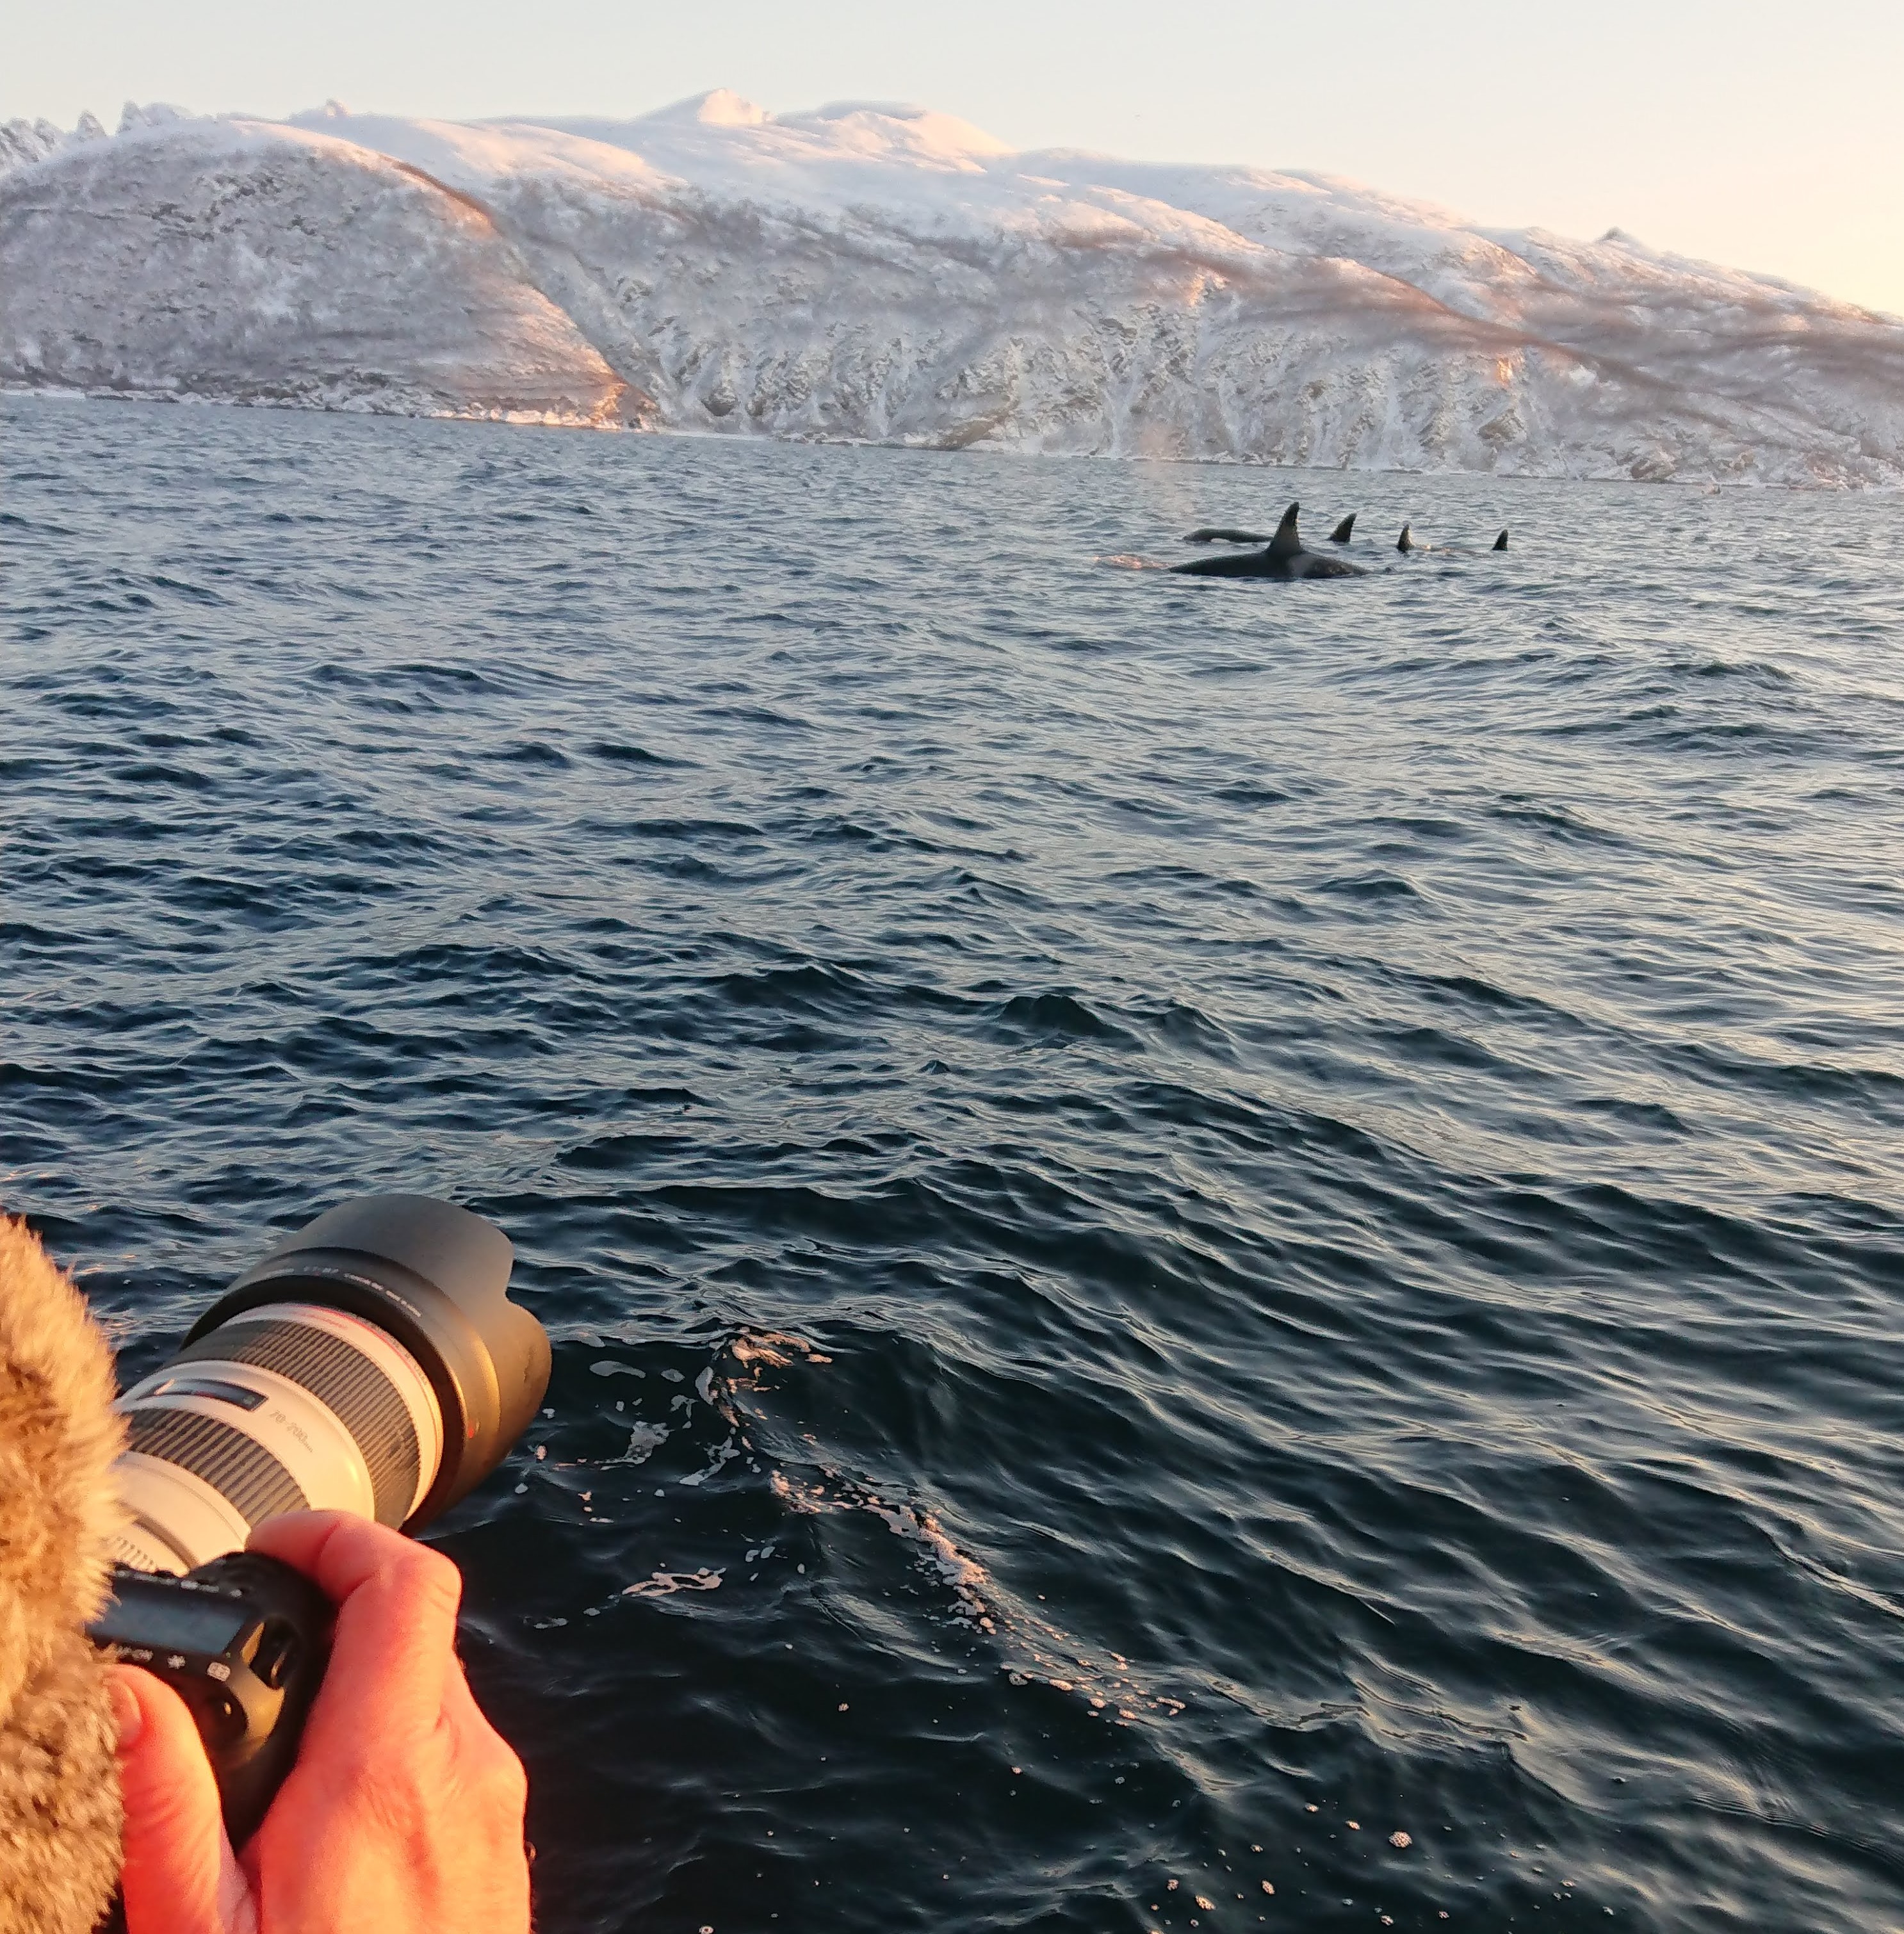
[{"xmin": 113, "ymin": 1302, "xmax": 444, "ymax": 1571}]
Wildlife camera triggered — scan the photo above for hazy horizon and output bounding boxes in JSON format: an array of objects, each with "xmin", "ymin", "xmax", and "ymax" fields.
[{"xmin": 9, "ymin": 0, "xmax": 1901, "ymax": 319}]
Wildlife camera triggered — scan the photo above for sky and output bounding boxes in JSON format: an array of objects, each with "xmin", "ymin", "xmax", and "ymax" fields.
[{"xmin": 9, "ymin": 0, "xmax": 1903, "ymax": 317}]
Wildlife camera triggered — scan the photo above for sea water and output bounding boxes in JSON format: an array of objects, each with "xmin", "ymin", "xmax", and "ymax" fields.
[{"xmin": 5, "ymin": 393, "xmax": 1904, "ymax": 1933}]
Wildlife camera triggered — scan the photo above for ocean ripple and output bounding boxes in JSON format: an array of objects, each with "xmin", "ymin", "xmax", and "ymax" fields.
[{"xmin": 6, "ymin": 395, "xmax": 1904, "ymax": 1933}]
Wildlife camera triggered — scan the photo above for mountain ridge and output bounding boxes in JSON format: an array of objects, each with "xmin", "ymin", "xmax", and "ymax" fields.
[{"xmin": 4, "ymin": 94, "xmax": 1901, "ymax": 485}]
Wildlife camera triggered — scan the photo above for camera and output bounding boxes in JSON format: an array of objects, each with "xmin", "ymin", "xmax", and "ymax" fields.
[{"xmin": 87, "ymin": 1196, "xmax": 549, "ymax": 1843}]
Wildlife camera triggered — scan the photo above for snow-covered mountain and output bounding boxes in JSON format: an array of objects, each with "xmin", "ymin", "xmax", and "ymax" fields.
[{"xmin": 4, "ymin": 93, "xmax": 1902, "ymax": 484}]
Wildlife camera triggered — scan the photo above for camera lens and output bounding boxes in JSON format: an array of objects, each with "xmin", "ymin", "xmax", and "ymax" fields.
[{"xmin": 111, "ymin": 1196, "xmax": 549, "ymax": 1573}]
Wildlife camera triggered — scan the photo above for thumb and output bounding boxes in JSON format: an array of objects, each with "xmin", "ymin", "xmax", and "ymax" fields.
[{"xmin": 113, "ymin": 1666, "xmax": 257, "ymax": 1934}]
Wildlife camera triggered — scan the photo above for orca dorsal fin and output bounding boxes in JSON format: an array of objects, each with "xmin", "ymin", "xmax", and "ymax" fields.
[
  {"xmin": 1492, "ymin": 528, "xmax": 1509, "ymax": 551},
  {"xmin": 1330, "ymin": 514, "xmax": 1355, "ymax": 543},
  {"xmin": 1267, "ymin": 503, "xmax": 1303, "ymax": 561},
  {"xmin": 1397, "ymin": 523, "xmax": 1415, "ymax": 551}
]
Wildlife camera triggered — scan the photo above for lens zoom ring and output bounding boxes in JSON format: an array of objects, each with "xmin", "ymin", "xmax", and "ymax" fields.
[
  {"xmin": 124, "ymin": 1408, "xmax": 308, "ymax": 1528},
  {"xmin": 175, "ymin": 1319, "xmax": 422, "ymax": 1527}
]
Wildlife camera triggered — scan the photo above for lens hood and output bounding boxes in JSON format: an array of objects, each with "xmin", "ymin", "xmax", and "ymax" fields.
[{"xmin": 183, "ymin": 1197, "xmax": 549, "ymax": 1529}]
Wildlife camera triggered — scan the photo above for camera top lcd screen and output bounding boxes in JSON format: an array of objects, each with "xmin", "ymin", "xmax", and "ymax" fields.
[{"xmin": 93, "ymin": 1584, "xmax": 250, "ymax": 1658}]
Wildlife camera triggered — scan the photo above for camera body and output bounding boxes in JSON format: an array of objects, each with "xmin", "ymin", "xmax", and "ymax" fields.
[
  {"xmin": 90, "ymin": 1554, "xmax": 332, "ymax": 1846},
  {"xmin": 90, "ymin": 1196, "xmax": 548, "ymax": 1841}
]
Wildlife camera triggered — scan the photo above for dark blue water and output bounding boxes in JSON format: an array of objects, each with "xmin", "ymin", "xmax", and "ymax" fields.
[{"xmin": 6, "ymin": 393, "xmax": 1904, "ymax": 1933}]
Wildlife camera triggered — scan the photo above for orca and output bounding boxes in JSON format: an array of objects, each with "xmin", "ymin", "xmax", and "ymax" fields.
[
  {"xmin": 1169, "ymin": 503, "xmax": 1365, "ymax": 580},
  {"xmin": 1189, "ymin": 513, "xmax": 1358, "ymax": 545},
  {"xmin": 1492, "ymin": 528, "xmax": 1509, "ymax": 551},
  {"xmin": 1397, "ymin": 522, "xmax": 1419, "ymax": 552}
]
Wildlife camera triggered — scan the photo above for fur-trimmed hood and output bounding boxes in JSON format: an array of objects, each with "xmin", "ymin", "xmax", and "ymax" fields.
[{"xmin": 0, "ymin": 1215, "xmax": 125, "ymax": 1934}]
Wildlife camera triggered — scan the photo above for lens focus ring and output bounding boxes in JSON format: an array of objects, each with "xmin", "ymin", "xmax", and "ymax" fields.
[{"xmin": 173, "ymin": 1316, "xmax": 423, "ymax": 1527}]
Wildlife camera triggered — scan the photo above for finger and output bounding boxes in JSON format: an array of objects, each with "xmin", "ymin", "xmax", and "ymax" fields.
[
  {"xmin": 113, "ymin": 1667, "xmax": 255, "ymax": 1934},
  {"xmin": 437, "ymin": 1646, "xmax": 526, "ymax": 1784},
  {"xmin": 249, "ymin": 1511, "xmax": 462, "ymax": 1742},
  {"xmin": 435, "ymin": 1654, "xmax": 532, "ymax": 1830},
  {"xmin": 437, "ymin": 1645, "xmax": 485, "ymax": 1733}
]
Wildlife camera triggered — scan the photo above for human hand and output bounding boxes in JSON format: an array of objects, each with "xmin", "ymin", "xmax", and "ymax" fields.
[{"xmin": 112, "ymin": 1511, "xmax": 531, "ymax": 1934}]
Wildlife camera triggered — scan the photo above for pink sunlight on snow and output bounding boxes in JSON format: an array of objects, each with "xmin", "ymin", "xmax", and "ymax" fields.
[{"xmin": 5, "ymin": 0, "xmax": 1901, "ymax": 318}]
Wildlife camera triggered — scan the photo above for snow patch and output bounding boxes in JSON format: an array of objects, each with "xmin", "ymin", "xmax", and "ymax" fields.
[{"xmin": 643, "ymin": 88, "xmax": 769, "ymax": 128}]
